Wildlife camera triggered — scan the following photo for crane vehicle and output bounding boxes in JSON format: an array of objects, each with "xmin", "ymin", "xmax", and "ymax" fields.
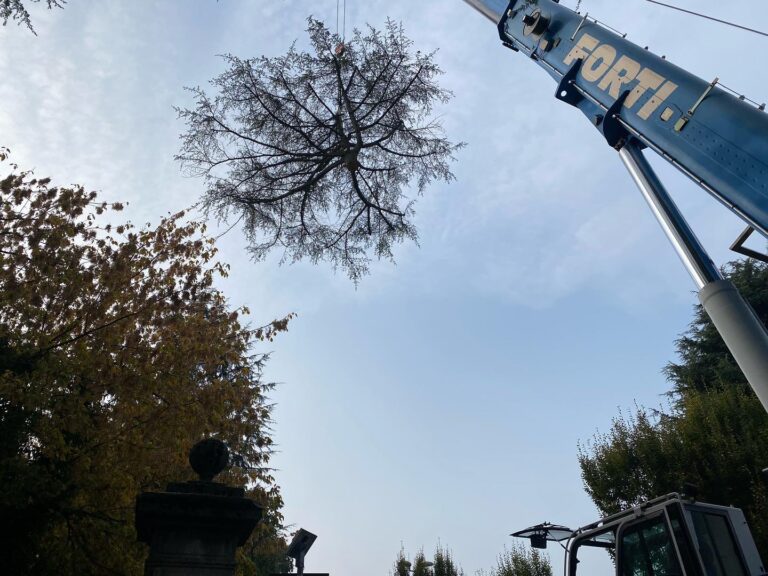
[
  {"xmin": 512, "ymin": 493, "xmax": 765, "ymax": 576},
  {"xmin": 461, "ymin": 1, "xmax": 768, "ymax": 574}
]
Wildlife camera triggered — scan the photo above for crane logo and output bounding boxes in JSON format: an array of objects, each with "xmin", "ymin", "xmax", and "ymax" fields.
[{"xmin": 564, "ymin": 33, "xmax": 678, "ymax": 120}]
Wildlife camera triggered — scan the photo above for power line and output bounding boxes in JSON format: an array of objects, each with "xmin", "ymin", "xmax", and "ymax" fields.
[{"xmin": 646, "ymin": 0, "xmax": 768, "ymax": 38}]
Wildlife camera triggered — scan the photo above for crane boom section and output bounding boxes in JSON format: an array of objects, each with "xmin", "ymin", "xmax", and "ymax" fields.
[{"xmin": 465, "ymin": 0, "xmax": 768, "ymax": 237}]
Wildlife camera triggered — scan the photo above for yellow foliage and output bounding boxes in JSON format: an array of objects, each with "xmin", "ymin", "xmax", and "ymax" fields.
[{"xmin": 0, "ymin": 153, "xmax": 292, "ymax": 575}]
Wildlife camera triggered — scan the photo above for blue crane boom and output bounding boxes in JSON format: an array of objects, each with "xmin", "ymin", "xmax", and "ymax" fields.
[
  {"xmin": 465, "ymin": 0, "xmax": 768, "ymax": 236},
  {"xmin": 463, "ymin": 0, "xmax": 768, "ymax": 415}
]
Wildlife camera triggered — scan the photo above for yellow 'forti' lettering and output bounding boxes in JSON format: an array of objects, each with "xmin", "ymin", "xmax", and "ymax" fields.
[
  {"xmin": 624, "ymin": 68, "xmax": 665, "ymax": 108},
  {"xmin": 563, "ymin": 33, "xmax": 600, "ymax": 66},
  {"xmin": 598, "ymin": 55, "xmax": 642, "ymax": 99},
  {"xmin": 563, "ymin": 34, "xmax": 677, "ymax": 120},
  {"xmin": 637, "ymin": 80, "xmax": 678, "ymax": 119},
  {"xmin": 582, "ymin": 44, "xmax": 617, "ymax": 82}
]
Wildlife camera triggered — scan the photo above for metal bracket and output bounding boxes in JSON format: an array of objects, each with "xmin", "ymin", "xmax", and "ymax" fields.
[
  {"xmin": 601, "ymin": 89, "xmax": 631, "ymax": 149},
  {"xmin": 497, "ymin": 1, "xmax": 520, "ymax": 46},
  {"xmin": 554, "ymin": 59, "xmax": 583, "ymax": 107},
  {"xmin": 571, "ymin": 12, "xmax": 588, "ymax": 40},
  {"xmin": 675, "ymin": 77, "xmax": 718, "ymax": 132},
  {"xmin": 730, "ymin": 226, "xmax": 768, "ymax": 264}
]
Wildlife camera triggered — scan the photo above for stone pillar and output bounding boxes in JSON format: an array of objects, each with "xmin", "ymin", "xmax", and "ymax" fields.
[{"xmin": 136, "ymin": 439, "xmax": 262, "ymax": 576}]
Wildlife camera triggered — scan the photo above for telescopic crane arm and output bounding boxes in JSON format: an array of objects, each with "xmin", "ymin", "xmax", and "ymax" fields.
[{"xmin": 463, "ymin": 0, "xmax": 768, "ymax": 414}]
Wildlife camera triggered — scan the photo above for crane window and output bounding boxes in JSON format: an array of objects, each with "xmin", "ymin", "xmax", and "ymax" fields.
[
  {"xmin": 689, "ymin": 511, "xmax": 747, "ymax": 576},
  {"xmin": 620, "ymin": 516, "xmax": 683, "ymax": 576}
]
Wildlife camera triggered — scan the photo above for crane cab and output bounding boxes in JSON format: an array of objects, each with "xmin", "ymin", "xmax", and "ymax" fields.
[{"xmin": 513, "ymin": 494, "xmax": 765, "ymax": 576}]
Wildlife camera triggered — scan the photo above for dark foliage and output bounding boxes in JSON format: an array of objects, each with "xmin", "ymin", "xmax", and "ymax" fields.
[
  {"xmin": 665, "ymin": 259, "xmax": 768, "ymax": 398},
  {"xmin": 1, "ymin": 0, "xmax": 65, "ymax": 33},
  {"xmin": 579, "ymin": 259, "xmax": 768, "ymax": 558},
  {"xmin": 578, "ymin": 388, "xmax": 768, "ymax": 556},
  {"xmin": 393, "ymin": 548, "xmax": 410, "ymax": 576},
  {"xmin": 432, "ymin": 545, "xmax": 463, "ymax": 576},
  {"xmin": 392, "ymin": 546, "xmax": 464, "ymax": 576},
  {"xmin": 177, "ymin": 18, "xmax": 463, "ymax": 281},
  {"xmin": 481, "ymin": 543, "xmax": 553, "ymax": 576},
  {"xmin": 0, "ymin": 151, "xmax": 292, "ymax": 575}
]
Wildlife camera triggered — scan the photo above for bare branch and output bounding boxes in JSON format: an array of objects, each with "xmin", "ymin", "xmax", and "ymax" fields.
[{"xmin": 177, "ymin": 17, "xmax": 463, "ymax": 281}]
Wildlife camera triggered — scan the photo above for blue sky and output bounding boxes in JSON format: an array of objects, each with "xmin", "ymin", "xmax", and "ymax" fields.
[{"xmin": 2, "ymin": 1, "xmax": 767, "ymax": 574}]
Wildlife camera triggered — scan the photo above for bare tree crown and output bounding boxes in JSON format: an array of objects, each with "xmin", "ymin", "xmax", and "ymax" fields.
[{"xmin": 177, "ymin": 18, "xmax": 463, "ymax": 281}]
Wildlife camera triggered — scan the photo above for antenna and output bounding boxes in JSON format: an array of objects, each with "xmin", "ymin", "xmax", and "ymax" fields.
[{"xmin": 645, "ymin": 0, "xmax": 768, "ymax": 38}]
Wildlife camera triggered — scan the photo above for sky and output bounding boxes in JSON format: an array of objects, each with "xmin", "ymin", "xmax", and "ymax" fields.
[{"xmin": 2, "ymin": 1, "xmax": 768, "ymax": 574}]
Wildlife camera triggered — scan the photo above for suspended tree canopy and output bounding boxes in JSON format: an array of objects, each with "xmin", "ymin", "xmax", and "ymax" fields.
[{"xmin": 177, "ymin": 18, "xmax": 463, "ymax": 280}]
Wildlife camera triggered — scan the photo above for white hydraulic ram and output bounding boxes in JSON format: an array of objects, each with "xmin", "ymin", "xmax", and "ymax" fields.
[{"xmin": 463, "ymin": 0, "xmax": 768, "ymax": 414}]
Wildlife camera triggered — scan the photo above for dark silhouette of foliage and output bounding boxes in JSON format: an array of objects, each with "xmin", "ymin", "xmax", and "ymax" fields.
[
  {"xmin": 392, "ymin": 546, "xmax": 463, "ymax": 576},
  {"xmin": 579, "ymin": 260, "xmax": 768, "ymax": 559},
  {"xmin": 391, "ymin": 541, "xmax": 552, "ymax": 576},
  {"xmin": 239, "ymin": 520, "xmax": 294, "ymax": 576},
  {"xmin": 412, "ymin": 550, "xmax": 433, "ymax": 576},
  {"xmin": 579, "ymin": 388, "xmax": 768, "ymax": 557},
  {"xmin": 393, "ymin": 547, "xmax": 410, "ymax": 576},
  {"xmin": 477, "ymin": 543, "xmax": 553, "ymax": 576},
  {"xmin": 0, "ymin": 151, "xmax": 292, "ymax": 575},
  {"xmin": 1, "ymin": 0, "xmax": 65, "ymax": 33},
  {"xmin": 177, "ymin": 18, "xmax": 463, "ymax": 281},
  {"xmin": 432, "ymin": 545, "xmax": 463, "ymax": 576}
]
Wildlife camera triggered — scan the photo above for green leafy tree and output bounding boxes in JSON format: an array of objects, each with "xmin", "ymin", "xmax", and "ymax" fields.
[
  {"xmin": 391, "ymin": 542, "xmax": 551, "ymax": 576},
  {"xmin": 0, "ymin": 150, "xmax": 293, "ymax": 575},
  {"xmin": 477, "ymin": 543, "xmax": 553, "ymax": 576},
  {"xmin": 412, "ymin": 550, "xmax": 433, "ymax": 576},
  {"xmin": 393, "ymin": 547, "xmax": 410, "ymax": 576},
  {"xmin": 177, "ymin": 18, "xmax": 463, "ymax": 281},
  {"xmin": 391, "ymin": 545, "xmax": 464, "ymax": 576},
  {"xmin": 578, "ymin": 260, "xmax": 768, "ymax": 558},
  {"xmin": 1, "ymin": 0, "xmax": 65, "ymax": 33},
  {"xmin": 433, "ymin": 544, "xmax": 462, "ymax": 576}
]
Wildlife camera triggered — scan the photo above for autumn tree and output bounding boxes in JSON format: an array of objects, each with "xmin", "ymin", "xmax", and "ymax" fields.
[
  {"xmin": 177, "ymin": 18, "xmax": 463, "ymax": 281},
  {"xmin": 0, "ymin": 149, "xmax": 293, "ymax": 575},
  {"xmin": 1, "ymin": 0, "xmax": 64, "ymax": 32},
  {"xmin": 578, "ymin": 260, "xmax": 768, "ymax": 558}
]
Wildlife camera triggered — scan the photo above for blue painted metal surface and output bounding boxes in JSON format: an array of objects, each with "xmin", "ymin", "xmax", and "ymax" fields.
[{"xmin": 464, "ymin": 0, "xmax": 768, "ymax": 237}]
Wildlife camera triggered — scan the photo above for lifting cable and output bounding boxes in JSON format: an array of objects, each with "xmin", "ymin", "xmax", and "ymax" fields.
[
  {"xmin": 645, "ymin": 0, "xmax": 768, "ymax": 38},
  {"xmin": 334, "ymin": 0, "xmax": 348, "ymax": 136},
  {"xmin": 336, "ymin": 0, "xmax": 347, "ymax": 41}
]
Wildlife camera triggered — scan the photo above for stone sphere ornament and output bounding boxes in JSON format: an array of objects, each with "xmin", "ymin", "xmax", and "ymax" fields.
[{"xmin": 189, "ymin": 438, "xmax": 230, "ymax": 482}]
